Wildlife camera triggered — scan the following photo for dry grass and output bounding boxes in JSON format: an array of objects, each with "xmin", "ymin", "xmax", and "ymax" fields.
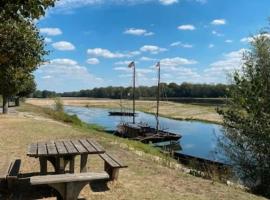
[
  {"xmin": 26, "ymin": 98, "xmax": 222, "ymax": 124},
  {"xmin": 0, "ymin": 105, "xmax": 266, "ymax": 200}
]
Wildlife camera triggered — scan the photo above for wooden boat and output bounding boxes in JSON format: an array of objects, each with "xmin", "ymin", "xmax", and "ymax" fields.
[
  {"xmin": 115, "ymin": 61, "xmax": 182, "ymax": 143},
  {"xmin": 109, "ymin": 111, "xmax": 136, "ymax": 116}
]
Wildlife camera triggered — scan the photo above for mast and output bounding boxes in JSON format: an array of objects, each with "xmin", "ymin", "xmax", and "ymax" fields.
[
  {"xmin": 156, "ymin": 62, "xmax": 161, "ymax": 133},
  {"xmin": 128, "ymin": 61, "xmax": 136, "ymax": 124}
]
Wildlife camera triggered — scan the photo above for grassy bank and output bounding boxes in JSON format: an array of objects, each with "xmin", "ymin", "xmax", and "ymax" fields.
[
  {"xmin": 26, "ymin": 98, "xmax": 223, "ymax": 124},
  {"xmin": 0, "ymin": 103, "xmax": 265, "ymax": 199}
]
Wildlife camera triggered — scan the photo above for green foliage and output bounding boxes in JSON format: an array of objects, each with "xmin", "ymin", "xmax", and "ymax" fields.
[
  {"xmin": 0, "ymin": 0, "xmax": 57, "ymax": 20},
  {"xmin": 43, "ymin": 107, "xmax": 83, "ymax": 126},
  {"xmin": 218, "ymin": 33, "xmax": 270, "ymax": 197},
  {"xmin": 0, "ymin": 19, "xmax": 46, "ymax": 96},
  {"xmin": 17, "ymin": 75, "xmax": 36, "ymax": 98},
  {"xmin": 0, "ymin": 0, "xmax": 55, "ymax": 112},
  {"xmin": 33, "ymin": 83, "xmax": 230, "ymax": 99},
  {"xmin": 54, "ymin": 97, "xmax": 64, "ymax": 112}
]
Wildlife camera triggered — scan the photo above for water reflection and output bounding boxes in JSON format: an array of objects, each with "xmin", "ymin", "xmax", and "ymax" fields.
[{"xmin": 64, "ymin": 106, "xmax": 226, "ymax": 163}]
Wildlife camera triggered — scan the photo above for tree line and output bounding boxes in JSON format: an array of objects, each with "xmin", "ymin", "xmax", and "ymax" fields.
[
  {"xmin": 33, "ymin": 83, "xmax": 230, "ymax": 99},
  {"xmin": 0, "ymin": 1, "xmax": 56, "ymax": 113}
]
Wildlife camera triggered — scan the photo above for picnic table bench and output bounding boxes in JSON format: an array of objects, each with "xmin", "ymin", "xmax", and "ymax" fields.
[
  {"xmin": 99, "ymin": 152, "xmax": 128, "ymax": 180},
  {"xmin": 31, "ymin": 172, "xmax": 109, "ymax": 200},
  {"xmin": 0, "ymin": 159, "xmax": 21, "ymax": 191}
]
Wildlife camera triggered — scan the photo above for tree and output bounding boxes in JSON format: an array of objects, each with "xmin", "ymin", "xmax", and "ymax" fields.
[
  {"xmin": 0, "ymin": 1, "xmax": 56, "ymax": 113},
  {"xmin": 218, "ymin": 33, "xmax": 270, "ymax": 197},
  {"xmin": 0, "ymin": 0, "xmax": 57, "ymax": 20},
  {"xmin": 0, "ymin": 19, "xmax": 47, "ymax": 113},
  {"xmin": 15, "ymin": 75, "xmax": 36, "ymax": 106}
]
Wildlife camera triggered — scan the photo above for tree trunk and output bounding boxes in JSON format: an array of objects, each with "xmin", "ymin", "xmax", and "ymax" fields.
[
  {"xmin": 2, "ymin": 96, "xmax": 8, "ymax": 114},
  {"xmin": 15, "ymin": 97, "xmax": 20, "ymax": 107}
]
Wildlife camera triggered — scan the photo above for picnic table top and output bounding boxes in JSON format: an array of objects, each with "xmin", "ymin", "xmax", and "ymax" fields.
[{"xmin": 27, "ymin": 139, "xmax": 105, "ymax": 157}]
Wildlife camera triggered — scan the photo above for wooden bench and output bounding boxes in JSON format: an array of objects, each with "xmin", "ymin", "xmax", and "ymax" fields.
[
  {"xmin": 99, "ymin": 152, "xmax": 127, "ymax": 181},
  {"xmin": 0, "ymin": 159, "xmax": 21, "ymax": 191},
  {"xmin": 31, "ymin": 172, "xmax": 109, "ymax": 200}
]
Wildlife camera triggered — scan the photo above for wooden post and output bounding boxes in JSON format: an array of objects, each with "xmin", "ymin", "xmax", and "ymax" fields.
[
  {"xmin": 156, "ymin": 62, "xmax": 161, "ymax": 134},
  {"xmin": 39, "ymin": 157, "xmax": 47, "ymax": 175},
  {"xmin": 70, "ymin": 156, "xmax": 75, "ymax": 173},
  {"xmin": 80, "ymin": 155, "xmax": 88, "ymax": 173},
  {"xmin": 132, "ymin": 63, "xmax": 136, "ymax": 124}
]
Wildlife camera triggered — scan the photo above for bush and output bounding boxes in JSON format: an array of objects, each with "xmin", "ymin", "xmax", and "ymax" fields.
[{"xmin": 54, "ymin": 97, "xmax": 64, "ymax": 112}]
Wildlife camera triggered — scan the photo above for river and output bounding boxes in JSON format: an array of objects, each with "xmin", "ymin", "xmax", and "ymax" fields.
[{"xmin": 64, "ymin": 106, "xmax": 227, "ymax": 163}]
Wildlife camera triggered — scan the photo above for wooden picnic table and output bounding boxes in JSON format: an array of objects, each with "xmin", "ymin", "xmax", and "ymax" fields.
[{"xmin": 27, "ymin": 139, "xmax": 105, "ymax": 175}]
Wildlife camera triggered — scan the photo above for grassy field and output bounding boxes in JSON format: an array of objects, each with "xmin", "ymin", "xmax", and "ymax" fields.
[
  {"xmin": 0, "ymin": 103, "xmax": 266, "ymax": 200},
  {"xmin": 26, "ymin": 98, "xmax": 223, "ymax": 124}
]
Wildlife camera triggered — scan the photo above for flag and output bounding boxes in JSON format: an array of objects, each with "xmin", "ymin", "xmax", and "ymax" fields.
[
  {"xmin": 128, "ymin": 61, "xmax": 135, "ymax": 68},
  {"xmin": 156, "ymin": 61, "xmax": 160, "ymax": 68}
]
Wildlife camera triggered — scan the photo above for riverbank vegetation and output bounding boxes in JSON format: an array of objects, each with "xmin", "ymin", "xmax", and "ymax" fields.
[
  {"xmin": 26, "ymin": 98, "xmax": 223, "ymax": 124},
  {"xmin": 218, "ymin": 32, "xmax": 270, "ymax": 198},
  {"xmin": 0, "ymin": 103, "xmax": 263, "ymax": 199},
  {"xmin": 33, "ymin": 83, "xmax": 230, "ymax": 99}
]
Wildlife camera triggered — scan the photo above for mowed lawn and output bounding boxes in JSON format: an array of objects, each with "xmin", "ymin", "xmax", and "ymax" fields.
[
  {"xmin": 0, "ymin": 105, "xmax": 265, "ymax": 200},
  {"xmin": 26, "ymin": 98, "xmax": 223, "ymax": 124}
]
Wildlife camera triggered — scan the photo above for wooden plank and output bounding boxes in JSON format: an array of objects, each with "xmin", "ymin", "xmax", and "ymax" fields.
[
  {"xmin": 27, "ymin": 143, "xmax": 38, "ymax": 157},
  {"xmin": 37, "ymin": 142, "xmax": 48, "ymax": 156},
  {"xmin": 46, "ymin": 141, "xmax": 58, "ymax": 156},
  {"xmin": 31, "ymin": 172, "xmax": 109, "ymax": 185},
  {"xmin": 99, "ymin": 153, "xmax": 120, "ymax": 168},
  {"xmin": 87, "ymin": 139, "xmax": 105, "ymax": 153},
  {"xmin": 106, "ymin": 153, "xmax": 128, "ymax": 168},
  {"xmin": 71, "ymin": 140, "xmax": 88, "ymax": 154},
  {"xmin": 55, "ymin": 141, "xmax": 68, "ymax": 155},
  {"xmin": 8, "ymin": 159, "xmax": 21, "ymax": 177},
  {"xmin": 79, "ymin": 139, "xmax": 96, "ymax": 154},
  {"xmin": 63, "ymin": 140, "xmax": 78, "ymax": 154}
]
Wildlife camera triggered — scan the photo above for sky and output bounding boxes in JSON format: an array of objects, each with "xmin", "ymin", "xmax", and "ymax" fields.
[{"xmin": 35, "ymin": 0, "xmax": 270, "ymax": 92}]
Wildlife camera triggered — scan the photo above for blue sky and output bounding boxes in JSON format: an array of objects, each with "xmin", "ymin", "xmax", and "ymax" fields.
[{"xmin": 35, "ymin": 0, "xmax": 270, "ymax": 92}]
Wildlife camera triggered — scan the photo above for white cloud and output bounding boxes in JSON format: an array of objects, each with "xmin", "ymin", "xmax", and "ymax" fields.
[
  {"xmin": 203, "ymin": 49, "xmax": 246, "ymax": 82},
  {"xmin": 159, "ymin": 0, "xmax": 178, "ymax": 5},
  {"xmin": 52, "ymin": 41, "xmax": 76, "ymax": 51},
  {"xmin": 42, "ymin": 75, "xmax": 52, "ymax": 79},
  {"xmin": 37, "ymin": 58, "xmax": 103, "ymax": 91},
  {"xmin": 170, "ymin": 41, "xmax": 193, "ymax": 48},
  {"xmin": 114, "ymin": 66, "xmax": 130, "ymax": 72},
  {"xmin": 124, "ymin": 28, "xmax": 154, "ymax": 36},
  {"xmin": 212, "ymin": 30, "xmax": 224, "ymax": 37},
  {"xmin": 211, "ymin": 19, "xmax": 226, "ymax": 25},
  {"xmin": 44, "ymin": 37, "xmax": 52, "ymax": 43},
  {"xmin": 87, "ymin": 48, "xmax": 128, "ymax": 58},
  {"xmin": 87, "ymin": 58, "xmax": 100, "ymax": 65},
  {"xmin": 177, "ymin": 24, "xmax": 196, "ymax": 31},
  {"xmin": 52, "ymin": 0, "xmax": 205, "ymax": 13},
  {"xmin": 160, "ymin": 57, "xmax": 197, "ymax": 66},
  {"xmin": 140, "ymin": 56, "xmax": 157, "ymax": 61},
  {"xmin": 140, "ymin": 45, "xmax": 167, "ymax": 54},
  {"xmin": 240, "ymin": 33, "xmax": 270, "ymax": 43},
  {"xmin": 40, "ymin": 28, "xmax": 62, "ymax": 36},
  {"xmin": 208, "ymin": 44, "xmax": 215, "ymax": 48},
  {"xmin": 114, "ymin": 60, "xmax": 134, "ymax": 65},
  {"xmin": 225, "ymin": 39, "xmax": 233, "ymax": 43}
]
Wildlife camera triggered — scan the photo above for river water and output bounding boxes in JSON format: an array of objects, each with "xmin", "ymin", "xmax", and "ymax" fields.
[{"xmin": 64, "ymin": 106, "xmax": 227, "ymax": 163}]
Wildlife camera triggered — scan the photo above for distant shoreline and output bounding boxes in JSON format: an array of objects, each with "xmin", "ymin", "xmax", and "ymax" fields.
[{"xmin": 26, "ymin": 98, "xmax": 223, "ymax": 124}]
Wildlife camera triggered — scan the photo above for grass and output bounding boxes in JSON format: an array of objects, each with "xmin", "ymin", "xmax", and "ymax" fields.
[
  {"xmin": 26, "ymin": 98, "xmax": 223, "ymax": 124},
  {"xmin": 0, "ymin": 103, "xmax": 265, "ymax": 199}
]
